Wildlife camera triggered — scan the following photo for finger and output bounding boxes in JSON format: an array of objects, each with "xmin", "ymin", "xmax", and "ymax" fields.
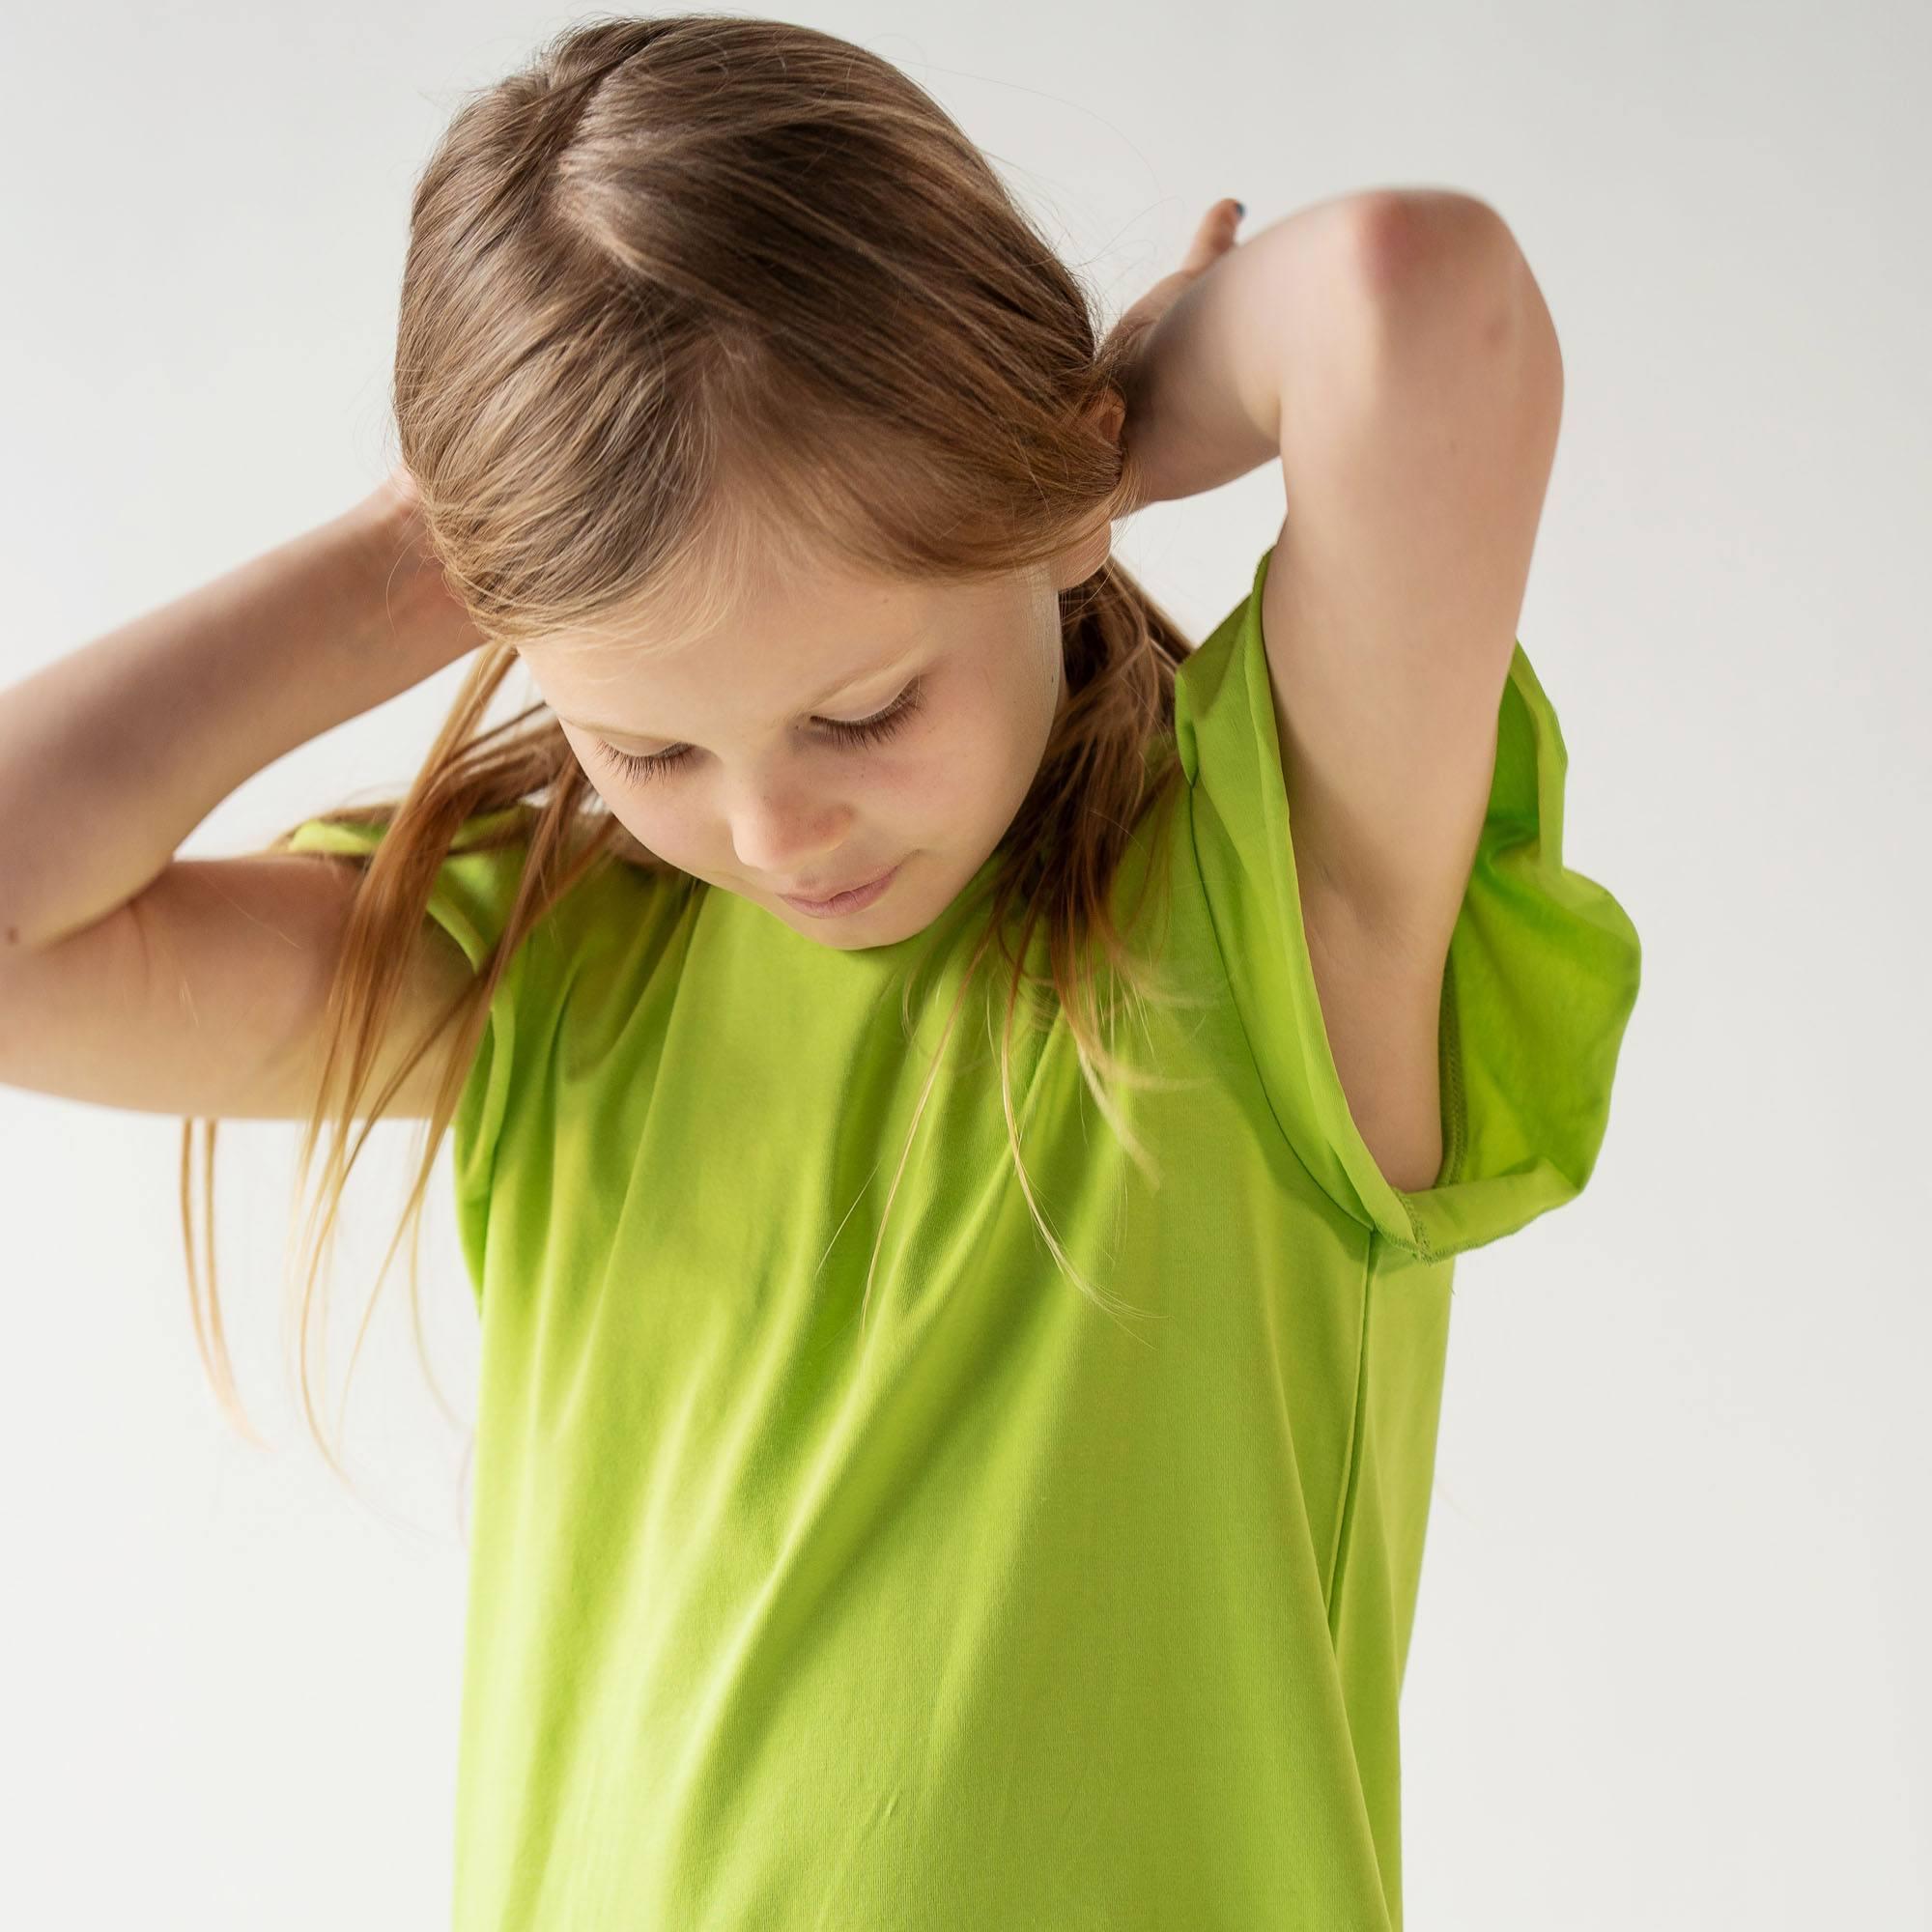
[{"xmin": 1178, "ymin": 198, "xmax": 1245, "ymax": 274}]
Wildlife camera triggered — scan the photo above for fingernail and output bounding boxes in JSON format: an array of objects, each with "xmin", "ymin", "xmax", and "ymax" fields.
[{"xmin": 1234, "ymin": 200, "xmax": 1246, "ymax": 219}]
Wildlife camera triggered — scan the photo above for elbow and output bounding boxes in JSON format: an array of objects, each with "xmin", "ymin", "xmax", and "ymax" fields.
[
  {"xmin": 1350, "ymin": 191, "xmax": 1563, "ymax": 420},
  {"xmin": 1350, "ymin": 189, "xmax": 1519, "ymax": 298}
]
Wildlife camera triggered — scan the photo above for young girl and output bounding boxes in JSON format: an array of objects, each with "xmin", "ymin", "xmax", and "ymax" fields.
[{"xmin": 0, "ymin": 15, "xmax": 1640, "ymax": 1929}]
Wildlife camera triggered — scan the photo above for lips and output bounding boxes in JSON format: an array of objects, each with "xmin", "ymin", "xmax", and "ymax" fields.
[
  {"xmin": 778, "ymin": 860, "xmax": 902, "ymax": 916},
  {"xmin": 785, "ymin": 867, "xmax": 886, "ymax": 900}
]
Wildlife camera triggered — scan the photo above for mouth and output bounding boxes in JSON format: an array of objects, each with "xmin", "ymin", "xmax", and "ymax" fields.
[{"xmin": 778, "ymin": 861, "xmax": 901, "ymax": 917}]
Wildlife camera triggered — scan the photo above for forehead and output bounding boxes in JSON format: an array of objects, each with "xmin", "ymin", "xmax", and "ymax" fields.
[{"xmin": 520, "ymin": 561, "xmax": 1020, "ymax": 745}]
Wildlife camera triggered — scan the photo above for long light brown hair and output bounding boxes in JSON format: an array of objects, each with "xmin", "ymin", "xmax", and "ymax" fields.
[{"xmin": 183, "ymin": 13, "xmax": 1214, "ymax": 1489}]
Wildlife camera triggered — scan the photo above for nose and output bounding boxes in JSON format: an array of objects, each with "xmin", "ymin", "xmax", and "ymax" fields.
[{"xmin": 725, "ymin": 782, "xmax": 853, "ymax": 884}]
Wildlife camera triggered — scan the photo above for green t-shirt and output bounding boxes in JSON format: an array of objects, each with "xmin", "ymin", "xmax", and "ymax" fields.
[{"xmin": 289, "ymin": 542, "xmax": 1641, "ymax": 1931}]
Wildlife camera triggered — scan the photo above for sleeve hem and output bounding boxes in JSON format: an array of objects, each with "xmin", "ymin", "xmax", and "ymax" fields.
[
  {"xmin": 1176, "ymin": 543, "xmax": 1642, "ymax": 1265},
  {"xmin": 282, "ymin": 810, "xmax": 530, "ymax": 1302}
]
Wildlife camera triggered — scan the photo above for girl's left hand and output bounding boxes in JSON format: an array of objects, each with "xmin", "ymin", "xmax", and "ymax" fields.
[{"xmin": 1100, "ymin": 199, "xmax": 1247, "ymax": 513}]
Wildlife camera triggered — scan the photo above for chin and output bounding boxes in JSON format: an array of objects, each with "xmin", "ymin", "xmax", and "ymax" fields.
[{"xmin": 800, "ymin": 898, "xmax": 925, "ymax": 950}]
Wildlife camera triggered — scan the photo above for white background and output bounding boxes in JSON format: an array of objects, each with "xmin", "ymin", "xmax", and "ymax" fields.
[{"xmin": 3, "ymin": 2, "xmax": 1927, "ymax": 1925}]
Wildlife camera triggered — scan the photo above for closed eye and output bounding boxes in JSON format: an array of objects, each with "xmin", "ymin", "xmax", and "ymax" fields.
[{"xmin": 590, "ymin": 676, "xmax": 927, "ymax": 785}]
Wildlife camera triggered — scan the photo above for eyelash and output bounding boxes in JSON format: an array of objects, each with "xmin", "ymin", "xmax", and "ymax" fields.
[{"xmin": 591, "ymin": 677, "xmax": 926, "ymax": 785}]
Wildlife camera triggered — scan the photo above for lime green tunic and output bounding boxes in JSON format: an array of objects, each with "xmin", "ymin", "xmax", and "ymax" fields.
[{"xmin": 290, "ymin": 542, "xmax": 1640, "ymax": 1930}]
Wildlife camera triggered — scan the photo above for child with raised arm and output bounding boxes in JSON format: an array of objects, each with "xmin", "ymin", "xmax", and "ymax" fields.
[{"xmin": 0, "ymin": 15, "xmax": 1640, "ymax": 1930}]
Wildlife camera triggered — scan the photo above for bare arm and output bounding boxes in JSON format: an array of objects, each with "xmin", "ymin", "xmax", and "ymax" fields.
[
  {"xmin": 0, "ymin": 474, "xmax": 483, "ymax": 955},
  {"xmin": 1112, "ymin": 189, "xmax": 1378, "ymax": 509}
]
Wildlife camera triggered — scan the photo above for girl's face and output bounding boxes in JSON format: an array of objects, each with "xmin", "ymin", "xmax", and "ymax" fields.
[{"xmin": 517, "ymin": 538, "xmax": 1100, "ymax": 949}]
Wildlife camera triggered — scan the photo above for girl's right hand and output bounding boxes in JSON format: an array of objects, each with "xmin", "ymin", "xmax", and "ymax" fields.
[{"xmin": 356, "ymin": 463, "xmax": 492, "ymax": 666}]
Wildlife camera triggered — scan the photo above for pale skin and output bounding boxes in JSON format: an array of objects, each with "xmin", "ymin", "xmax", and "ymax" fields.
[{"xmin": 518, "ymin": 510, "xmax": 1109, "ymax": 952}]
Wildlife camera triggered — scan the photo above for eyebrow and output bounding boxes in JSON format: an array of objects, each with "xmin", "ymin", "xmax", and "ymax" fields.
[{"xmin": 554, "ymin": 646, "xmax": 921, "ymax": 744}]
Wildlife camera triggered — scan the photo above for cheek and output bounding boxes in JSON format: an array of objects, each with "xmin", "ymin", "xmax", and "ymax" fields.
[
  {"xmin": 923, "ymin": 674, "xmax": 1042, "ymax": 788},
  {"xmin": 574, "ymin": 761, "xmax": 696, "ymax": 854},
  {"xmin": 565, "ymin": 734, "xmax": 686, "ymax": 839},
  {"xmin": 611, "ymin": 797, "xmax": 700, "ymax": 859},
  {"xmin": 896, "ymin": 719, "xmax": 1011, "ymax": 819}
]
